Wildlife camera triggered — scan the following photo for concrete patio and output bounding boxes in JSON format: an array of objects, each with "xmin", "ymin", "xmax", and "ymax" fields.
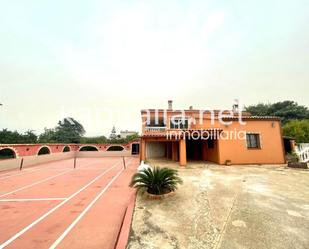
[{"xmin": 127, "ymin": 159, "xmax": 309, "ymax": 249}]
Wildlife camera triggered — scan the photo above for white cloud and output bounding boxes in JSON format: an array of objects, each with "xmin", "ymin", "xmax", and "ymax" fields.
[{"xmin": 56, "ymin": 2, "xmax": 227, "ymax": 97}]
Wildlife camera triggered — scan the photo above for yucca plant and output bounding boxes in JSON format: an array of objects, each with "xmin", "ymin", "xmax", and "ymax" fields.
[{"xmin": 130, "ymin": 167, "xmax": 183, "ymax": 195}]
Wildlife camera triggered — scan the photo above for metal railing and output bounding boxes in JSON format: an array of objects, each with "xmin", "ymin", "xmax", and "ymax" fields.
[
  {"xmin": 295, "ymin": 143, "xmax": 309, "ymax": 163},
  {"xmin": 144, "ymin": 127, "xmax": 167, "ymax": 132}
]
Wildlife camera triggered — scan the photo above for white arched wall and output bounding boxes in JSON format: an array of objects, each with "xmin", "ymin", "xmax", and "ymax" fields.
[
  {"xmin": 62, "ymin": 145, "xmax": 71, "ymax": 152},
  {"xmin": 106, "ymin": 145, "xmax": 125, "ymax": 151},
  {"xmin": 37, "ymin": 145, "xmax": 52, "ymax": 155},
  {"xmin": 78, "ymin": 145, "xmax": 99, "ymax": 151}
]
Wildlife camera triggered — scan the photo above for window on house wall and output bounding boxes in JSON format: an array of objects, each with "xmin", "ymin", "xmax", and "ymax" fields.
[
  {"xmin": 170, "ymin": 118, "xmax": 189, "ymax": 129},
  {"xmin": 131, "ymin": 143, "xmax": 140, "ymax": 155},
  {"xmin": 246, "ymin": 134, "xmax": 261, "ymax": 149},
  {"xmin": 146, "ymin": 118, "xmax": 165, "ymax": 127}
]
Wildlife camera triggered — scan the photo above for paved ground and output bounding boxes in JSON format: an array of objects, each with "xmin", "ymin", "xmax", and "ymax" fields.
[
  {"xmin": 0, "ymin": 156, "xmax": 139, "ymax": 249},
  {"xmin": 127, "ymin": 159, "xmax": 309, "ymax": 249}
]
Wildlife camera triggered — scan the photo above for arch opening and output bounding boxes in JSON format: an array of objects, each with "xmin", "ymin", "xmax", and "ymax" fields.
[
  {"xmin": 38, "ymin": 147, "xmax": 51, "ymax": 156},
  {"xmin": 107, "ymin": 146, "xmax": 124, "ymax": 151},
  {"xmin": 63, "ymin": 146, "xmax": 70, "ymax": 152},
  {"xmin": 0, "ymin": 148, "xmax": 16, "ymax": 160},
  {"xmin": 79, "ymin": 146, "xmax": 98, "ymax": 151}
]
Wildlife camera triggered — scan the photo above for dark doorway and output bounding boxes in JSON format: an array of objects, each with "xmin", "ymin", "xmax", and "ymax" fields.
[
  {"xmin": 283, "ymin": 138, "xmax": 293, "ymax": 154},
  {"xmin": 131, "ymin": 143, "xmax": 140, "ymax": 155},
  {"xmin": 186, "ymin": 139, "xmax": 203, "ymax": 160}
]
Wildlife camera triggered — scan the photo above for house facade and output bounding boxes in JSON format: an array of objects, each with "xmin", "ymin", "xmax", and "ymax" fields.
[{"xmin": 140, "ymin": 101, "xmax": 285, "ymax": 166}]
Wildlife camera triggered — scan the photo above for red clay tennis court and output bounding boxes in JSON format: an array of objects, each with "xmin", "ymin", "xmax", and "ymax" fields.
[{"xmin": 0, "ymin": 156, "xmax": 139, "ymax": 249}]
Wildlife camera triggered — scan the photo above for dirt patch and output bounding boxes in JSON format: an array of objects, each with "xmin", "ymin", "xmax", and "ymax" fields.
[
  {"xmin": 127, "ymin": 161, "xmax": 219, "ymax": 249},
  {"xmin": 127, "ymin": 160, "xmax": 309, "ymax": 249}
]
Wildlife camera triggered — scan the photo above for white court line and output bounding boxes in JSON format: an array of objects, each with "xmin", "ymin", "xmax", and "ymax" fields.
[
  {"xmin": 0, "ymin": 168, "xmax": 43, "ymax": 180},
  {"xmin": 0, "ymin": 198, "xmax": 67, "ymax": 202},
  {"xmin": 0, "ymin": 167, "xmax": 70, "ymax": 181},
  {"xmin": 0, "ymin": 169, "xmax": 73, "ymax": 198},
  {"xmin": 49, "ymin": 158, "xmax": 132, "ymax": 249},
  {"xmin": 0, "ymin": 159, "xmax": 102, "ymax": 198},
  {"xmin": 0, "ymin": 157, "xmax": 95, "ymax": 180},
  {"xmin": 0, "ymin": 159, "xmax": 122, "ymax": 249}
]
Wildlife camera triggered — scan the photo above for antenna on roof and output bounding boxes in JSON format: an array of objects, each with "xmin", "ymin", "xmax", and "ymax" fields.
[{"xmin": 232, "ymin": 99, "xmax": 239, "ymax": 112}]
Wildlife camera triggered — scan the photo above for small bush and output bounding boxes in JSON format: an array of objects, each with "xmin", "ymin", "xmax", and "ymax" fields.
[{"xmin": 130, "ymin": 167, "xmax": 183, "ymax": 195}]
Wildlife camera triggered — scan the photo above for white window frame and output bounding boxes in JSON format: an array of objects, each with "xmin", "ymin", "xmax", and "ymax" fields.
[{"xmin": 169, "ymin": 116, "xmax": 190, "ymax": 129}]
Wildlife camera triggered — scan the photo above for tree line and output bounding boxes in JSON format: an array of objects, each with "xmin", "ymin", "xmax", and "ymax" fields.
[
  {"xmin": 245, "ymin": 101, "xmax": 309, "ymax": 142},
  {"xmin": 0, "ymin": 117, "xmax": 139, "ymax": 144}
]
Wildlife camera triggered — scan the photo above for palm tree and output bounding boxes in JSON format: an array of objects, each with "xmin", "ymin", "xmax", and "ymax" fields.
[{"xmin": 130, "ymin": 167, "xmax": 183, "ymax": 195}]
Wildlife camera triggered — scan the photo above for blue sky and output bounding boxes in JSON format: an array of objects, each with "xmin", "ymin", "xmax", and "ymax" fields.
[{"xmin": 0, "ymin": 0, "xmax": 308, "ymax": 136}]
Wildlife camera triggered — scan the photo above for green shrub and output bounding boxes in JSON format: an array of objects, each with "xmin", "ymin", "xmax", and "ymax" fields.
[
  {"xmin": 283, "ymin": 120, "xmax": 309, "ymax": 143},
  {"xmin": 130, "ymin": 167, "xmax": 183, "ymax": 195},
  {"xmin": 286, "ymin": 152, "xmax": 299, "ymax": 163}
]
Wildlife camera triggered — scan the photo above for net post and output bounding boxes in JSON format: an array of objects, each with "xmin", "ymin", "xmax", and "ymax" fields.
[
  {"xmin": 19, "ymin": 158, "xmax": 24, "ymax": 171},
  {"xmin": 74, "ymin": 152, "xmax": 77, "ymax": 169},
  {"xmin": 123, "ymin": 156, "xmax": 126, "ymax": 169}
]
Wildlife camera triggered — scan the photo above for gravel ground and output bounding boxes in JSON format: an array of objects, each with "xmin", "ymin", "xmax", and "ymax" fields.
[{"xmin": 127, "ymin": 159, "xmax": 309, "ymax": 249}]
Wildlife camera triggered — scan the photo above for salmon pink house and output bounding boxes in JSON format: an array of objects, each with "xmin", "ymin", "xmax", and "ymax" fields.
[{"xmin": 140, "ymin": 101, "xmax": 286, "ymax": 166}]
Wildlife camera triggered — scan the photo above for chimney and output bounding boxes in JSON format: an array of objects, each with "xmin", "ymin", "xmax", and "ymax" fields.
[
  {"xmin": 168, "ymin": 100, "xmax": 173, "ymax": 110},
  {"xmin": 232, "ymin": 99, "xmax": 239, "ymax": 112},
  {"xmin": 189, "ymin": 106, "xmax": 193, "ymax": 110}
]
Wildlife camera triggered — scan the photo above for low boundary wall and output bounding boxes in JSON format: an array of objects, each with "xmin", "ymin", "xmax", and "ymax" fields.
[
  {"xmin": 0, "ymin": 152, "xmax": 75, "ymax": 172},
  {"xmin": 77, "ymin": 151, "xmax": 131, "ymax": 158},
  {"xmin": 0, "ymin": 141, "xmax": 140, "ymax": 172}
]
